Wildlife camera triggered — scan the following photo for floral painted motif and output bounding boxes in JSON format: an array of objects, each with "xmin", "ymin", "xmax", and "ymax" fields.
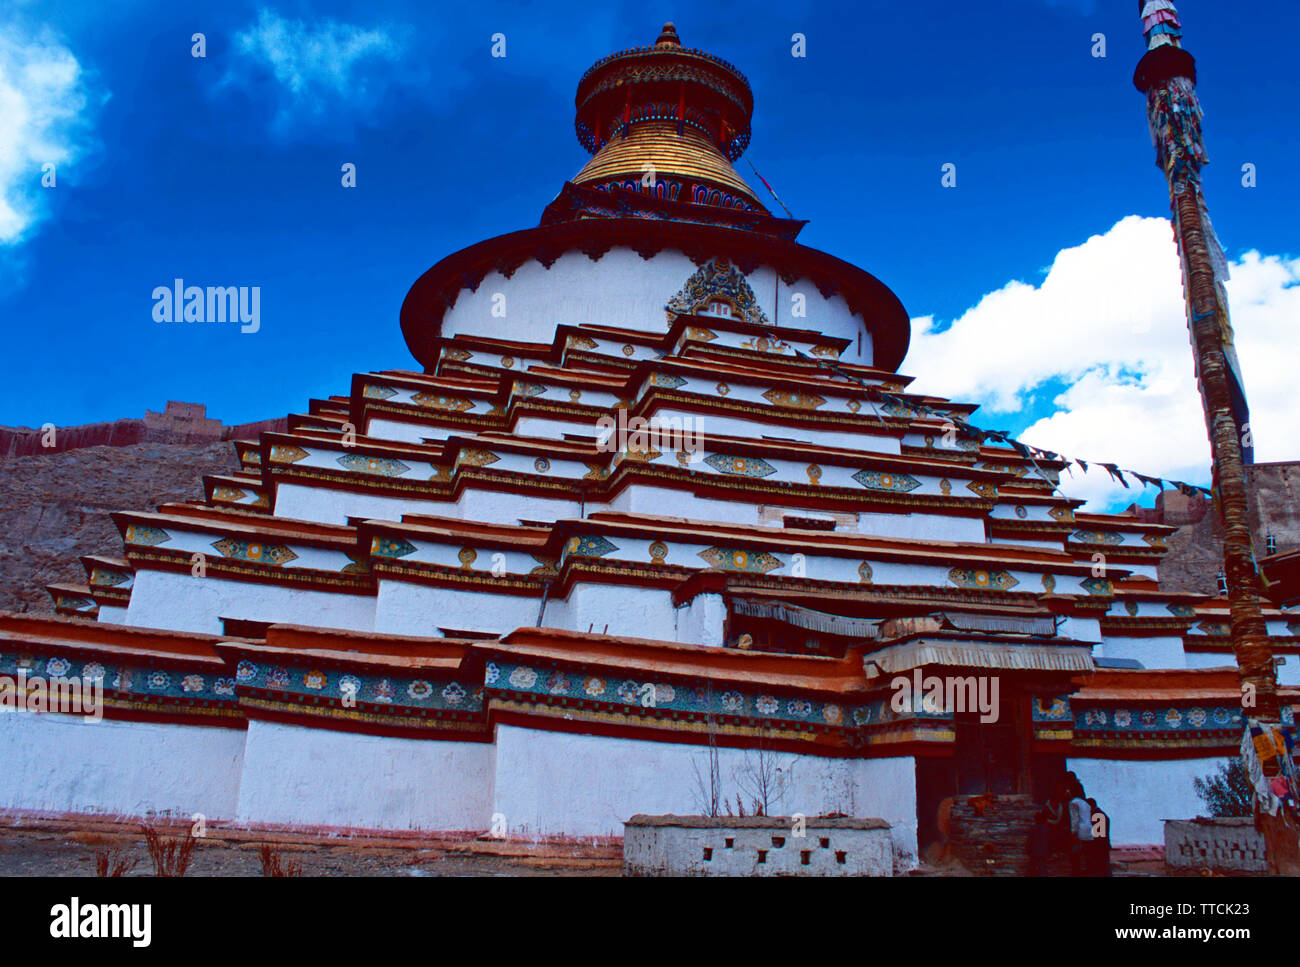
[
  {"xmin": 787, "ymin": 699, "xmax": 812, "ymax": 718},
  {"xmin": 762, "ymin": 389, "xmax": 825, "ymax": 410},
  {"xmin": 948, "ymin": 568, "xmax": 1020, "ymax": 591},
  {"xmin": 484, "ymin": 663, "xmax": 500, "ymax": 686},
  {"xmin": 214, "ymin": 678, "xmax": 235, "ymax": 696},
  {"xmin": 412, "ymin": 392, "xmax": 473, "ymax": 412},
  {"xmin": 1140, "ymin": 710, "xmax": 1156, "ymax": 727},
  {"xmin": 148, "ymin": 670, "xmax": 171, "ymax": 690},
  {"xmin": 373, "ymin": 680, "xmax": 395, "ymax": 703},
  {"xmin": 339, "ymin": 675, "xmax": 361, "ymax": 697},
  {"xmin": 304, "ymin": 670, "xmax": 327, "ymax": 690},
  {"xmin": 46, "ymin": 657, "xmax": 71, "ymax": 677},
  {"xmin": 1071, "ymin": 530, "xmax": 1124, "ymax": 546},
  {"xmin": 81, "ymin": 662, "xmax": 106, "ymax": 681},
  {"xmin": 823, "ymin": 704, "xmax": 842, "ymax": 724},
  {"xmin": 442, "ymin": 682, "xmax": 466, "ymax": 704},
  {"xmin": 756, "ymin": 695, "xmax": 779, "ymax": 715},
  {"xmin": 267, "ymin": 667, "xmax": 290, "ymax": 688},
  {"xmin": 181, "ymin": 674, "xmax": 205, "ymax": 692},
  {"xmin": 852, "ymin": 470, "xmax": 921, "ymax": 493},
  {"xmin": 269, "ymin": 445, "xmax": 309, "ymax": 464},
  {"xmin": 548, "ymin": 675, "xmax": 570, "ymax": 696},
  {"xmin": 720, "ymin": 691, "xmax": 744, "ymax": 713},
  {"xmin": 567, "ymin": 535, "xmax": 619, "ymax": 558},
  {"xmin": 1164, "ymin": 709, "xmax": 1182, "ymax": 728},
  {"xmin": 584, "ymin": 677, "xmax": 606, "ymax": 697},
  {"xmin": 1037, "ymin": 697, "xmax": 1069, "ymax": 719},
  {"xmin": 407, "ymin": 680, "xmax": 433, "ymax": 699},
  {"xmin": 211, "ymin": 538, "xmax": 299, "ymax": 566},
  {"xmin": 1085, "ymin": 708, "xmax": 1108, "ymax": 727},
  {"xmin": 1080, "ymin": 577, "xmax": 1114, "ymax": 596},
  {"xmin": 703, "ymin": 453, "xmax": 777, "ymax": 478},
  {"xmin": 1114, "ymin": 709, "xmax": 1132, "ymax": 728},
  {"xmin": 337, "ymin": 454, "xmax": 411, "ymax": 477},
  {"xmin": 616, "ymin": 681, "xmax": 640, "ymax": 704},
  {"xmin": 124, "ymin": 524, "xmax": 171, "ymax": 546},
  {"xmin": 1188, "ymin": 708, "xmax": 1207, "ymax": 727},
  {"xmin": 371, "ymin": 537, "xmax": 417, "ymax": 559},
  {"xmin": 697, "ymin": 546, "xmax": 782, "ymax": 574},
  {"xmin": 509, "ymin": 667, "xmax": 538, "ymax": 689}
]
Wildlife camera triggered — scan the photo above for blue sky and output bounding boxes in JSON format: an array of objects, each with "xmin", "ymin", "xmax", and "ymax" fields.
[{"xmin": 2, "ymin": 0, "xmax": 1298, "ymax": 506}]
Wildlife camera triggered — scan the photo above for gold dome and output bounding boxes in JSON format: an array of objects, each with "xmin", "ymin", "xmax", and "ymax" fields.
[{"xmin": 572, "ymin": 121, "xmax": 763, "ymax": 208}]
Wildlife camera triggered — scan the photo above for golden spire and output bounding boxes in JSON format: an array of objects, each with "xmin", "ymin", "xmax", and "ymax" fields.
[
  {"xmin": 655, "ymin": 22, "xmax": 681, "ymax": 48},
  {"xmin": 570, "ymin": 23, "xmax": 764, "ymax": 211}
]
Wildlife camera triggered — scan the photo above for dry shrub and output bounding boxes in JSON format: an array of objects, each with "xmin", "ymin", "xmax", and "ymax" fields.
[
  {"xmin": 141, "ymin": 824, "xmax": 196, "ymax": 877},
  {"xmin": 93, "ymin": 847, "xmax": 138, "ymax": 877},
  {"xmin": 257, "ymin": 843, "xmax": 303, "ymax": 877}
]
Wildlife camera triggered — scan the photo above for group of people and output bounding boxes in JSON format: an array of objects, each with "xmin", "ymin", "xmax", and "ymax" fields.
[{"xmin": 1028, "ymin": 772, "xmax": 1111, "ymax": 876}]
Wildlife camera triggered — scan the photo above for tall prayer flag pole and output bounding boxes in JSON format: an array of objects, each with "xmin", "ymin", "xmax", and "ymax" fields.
[{"xmin": 1132, "ymin": 1, "xmax": 1278, "ymax": 725}]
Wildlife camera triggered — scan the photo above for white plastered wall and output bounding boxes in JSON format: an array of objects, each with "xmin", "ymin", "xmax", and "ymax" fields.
[
  {"xmin": 1068, "ymin": 755, "xmax": 1223, "ymax": 846},
  {"xmin": 375, "ymin": 579, "xmax": 540, "ymax": 636},
  {"xmin": 125, "ymin": 569, "xmax": 376, "ymax": 635},
  {"xmin": 235, "ymin": 719, "xmax": 494, "ymax": 832},
  {"xmin": 490, "ymin": 724, "xmax": 918, "ymax": 868},
  {"xmin": 440, "ymin": 249, "xmax": 876, "ymax": 366},
  {"xmin": 0, "ymin": 711, "xmax": 245, "ymax": 820}
]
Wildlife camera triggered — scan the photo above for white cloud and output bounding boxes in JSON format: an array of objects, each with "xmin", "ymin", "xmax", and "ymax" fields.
[
  {"xmin": 222, "ymin": 8, "xmax": 414, "ymax": 137},
  {"xmin": 0, "ymin": 23, "xmax": 97, "ymax": 245},
  {"xmin": 903, "ymin": 215, "xmax": 1300, "ymax": 510}
]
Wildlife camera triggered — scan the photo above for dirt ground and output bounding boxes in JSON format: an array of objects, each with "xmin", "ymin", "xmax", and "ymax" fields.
[
  {"xmin": 0, "ymin": 816, "xmax": 622, "ymax": 877},
  {"xmin": 0, "ymin": 814, "xmax": 1233, "ymax": 877}
]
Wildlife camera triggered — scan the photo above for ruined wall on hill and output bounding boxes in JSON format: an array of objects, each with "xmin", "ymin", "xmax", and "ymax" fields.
[
  {"xmin": 0, "ymin": 409, "xmax": 286, "ymax": 458},
  {"xmin": 1151, "ymin": 463, "xmax": 1300, "ymax": 595}
]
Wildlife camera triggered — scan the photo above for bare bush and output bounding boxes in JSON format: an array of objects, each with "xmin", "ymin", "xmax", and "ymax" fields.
[
  {"xmin": 141, "ymin": 824, "xmax": 196, "ymax": 877},
  {"xmin": 257, "ymin": 843, "xmax": 303, "ymax": 877},
  {"xmin": 93, "ymin": 847, "xmax": 138, "ymax": 877}
]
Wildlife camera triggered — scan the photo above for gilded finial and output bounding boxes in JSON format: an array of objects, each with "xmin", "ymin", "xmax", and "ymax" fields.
[{"xmin": 655, "ymin": 22, "xmax": 680, "ymax": 47}]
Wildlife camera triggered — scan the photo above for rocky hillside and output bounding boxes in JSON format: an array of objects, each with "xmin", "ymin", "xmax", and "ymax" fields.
[{"xmin": 0, "ymin": 441, "xmax": 239, "ymax": 614}]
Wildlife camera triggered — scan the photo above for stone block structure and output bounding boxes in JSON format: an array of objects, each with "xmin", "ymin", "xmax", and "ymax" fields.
[{"xmin": 623, "ymin": 815, "xmax": 893, "ymax": 876}]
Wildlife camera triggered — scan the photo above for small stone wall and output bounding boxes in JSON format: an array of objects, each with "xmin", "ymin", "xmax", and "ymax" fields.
[
  {"xmin": 623, "ymin": 815, "xmax": 893, "ymax": 876},
  {"xmin": 946, "ymin": 794, "xmax": 1039, "ymax": 876},
  {"xmin": 1164, "ymin": 817, "xmax": 1267, "ymax": 872}
]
